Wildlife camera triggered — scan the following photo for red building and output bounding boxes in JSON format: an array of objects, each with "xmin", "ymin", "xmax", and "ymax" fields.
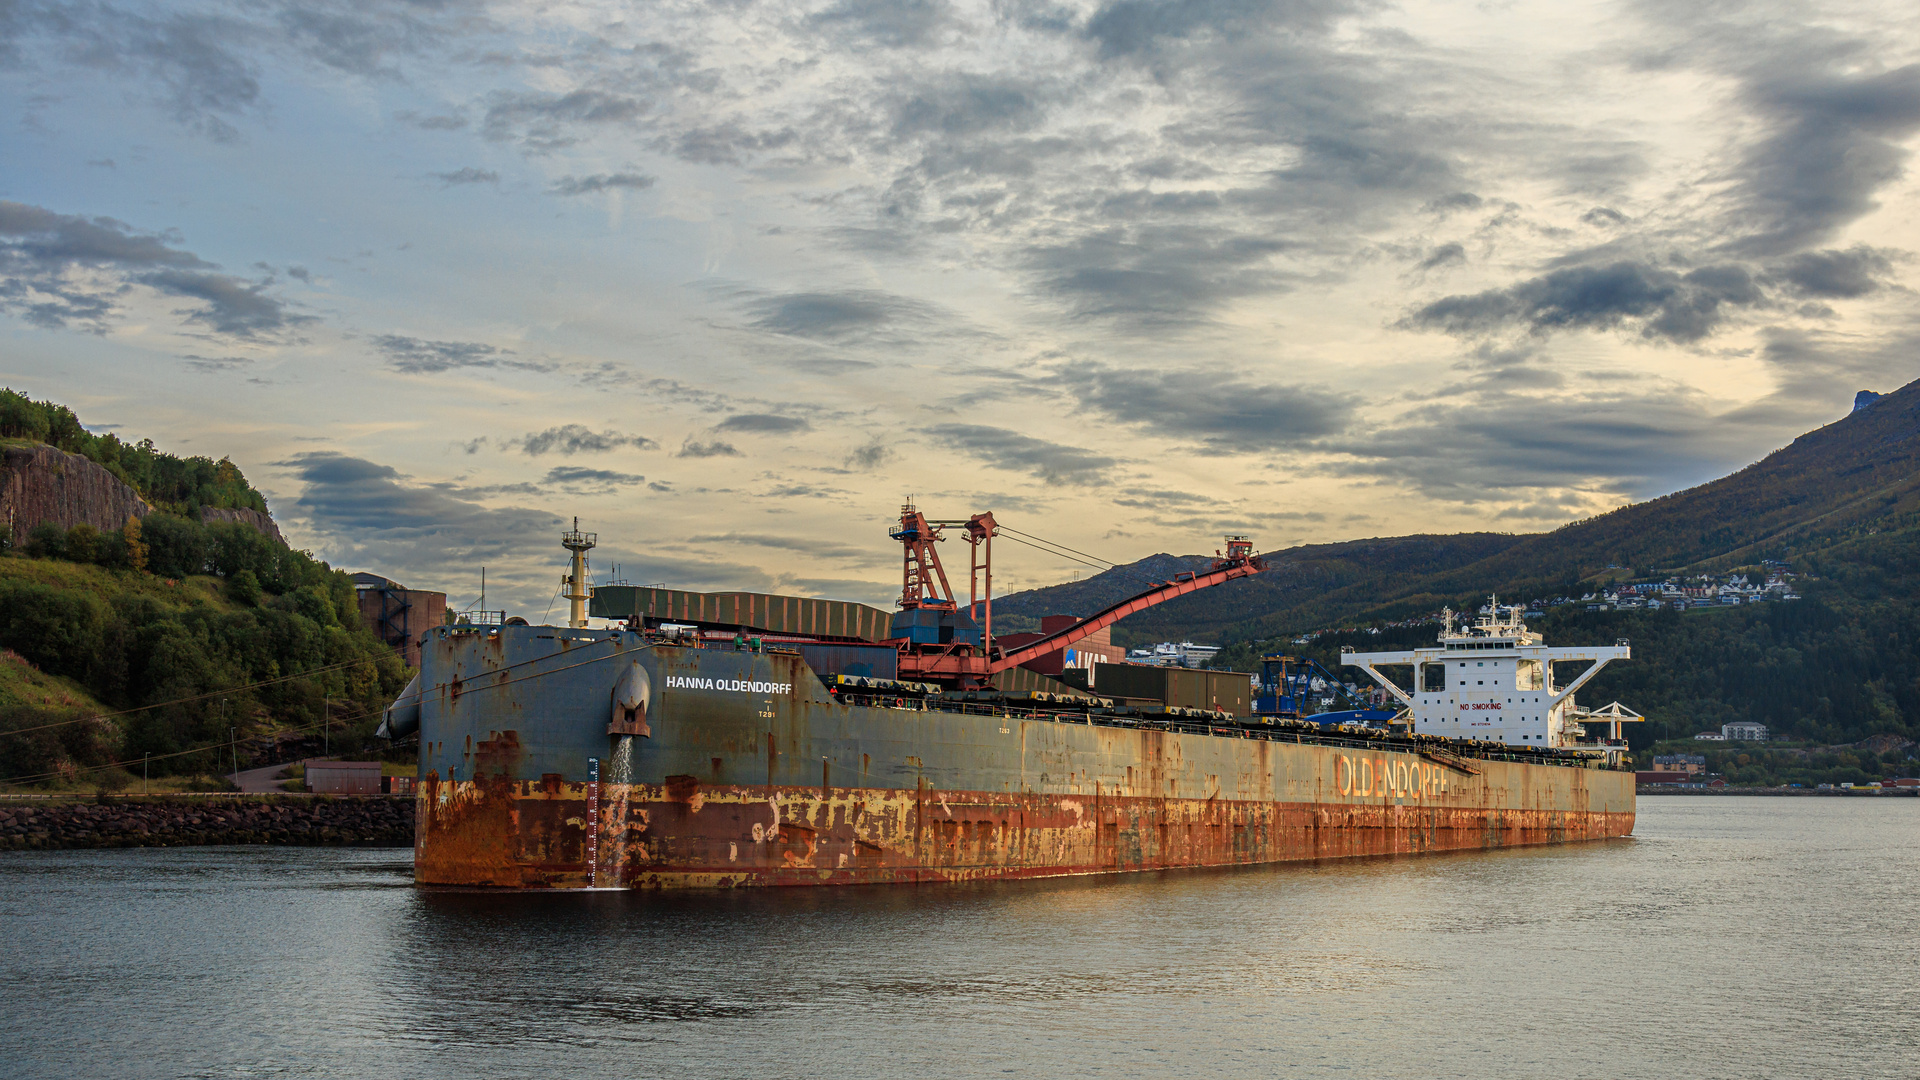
[{"xmin": 352, "ymin": 573, "xmax": 446, "ymax": 667}]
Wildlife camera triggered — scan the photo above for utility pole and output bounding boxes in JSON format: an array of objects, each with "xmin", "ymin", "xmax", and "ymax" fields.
[
  {"xmin": 221, "ymin": 696, "xmax": 234, "ymax": 788},
  {"xmin": 323, "ymin": 694, "xmax": 329, "ymax": 756},
  {"xmin": 143, "ymin": 752, "xmax": 148, "ymax": 795}
]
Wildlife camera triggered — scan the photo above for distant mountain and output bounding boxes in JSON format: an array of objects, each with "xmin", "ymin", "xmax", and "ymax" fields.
[
  {"xmin": 994, "ymin": 534, "xmax": 1525, "ymax": 647},
  {"xmin": 999, "ymin": 377, "xmax": 1920, "ymax": 648},
  {"xmin": 994, "ymin": 377, "xmax": 1920, "ymax": 748}
]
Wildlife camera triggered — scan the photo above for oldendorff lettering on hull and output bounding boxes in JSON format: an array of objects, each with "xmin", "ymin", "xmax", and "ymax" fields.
[{"xmin": 402, "ymin": 624, "xmax": 1635, "ymax": 889}]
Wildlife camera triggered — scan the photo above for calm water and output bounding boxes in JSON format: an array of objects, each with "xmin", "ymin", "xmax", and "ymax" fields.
[{"xmin": 3, "ymin": 798, "xmax": 1916, "ymax": 1079}]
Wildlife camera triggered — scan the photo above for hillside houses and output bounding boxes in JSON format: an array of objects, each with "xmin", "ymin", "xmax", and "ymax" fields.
[
  {"xmin": 1578, "ymin": 572, "xmax": 1801, "ymax": 612},
  {"xmin": 1282, "ymin": 569, "xmax": 1804, "ymax": 650}
]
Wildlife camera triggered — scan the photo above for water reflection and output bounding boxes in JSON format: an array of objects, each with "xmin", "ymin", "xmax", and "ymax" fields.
[{"xmin": 4, "ymin": 801, "xmax": 1917, "ymax": 1079}]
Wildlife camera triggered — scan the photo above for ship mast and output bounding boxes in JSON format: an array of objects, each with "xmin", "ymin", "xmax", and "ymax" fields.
[{"xmin": 562, "ymin": 517, "xmax": 596, "ymax": 628}]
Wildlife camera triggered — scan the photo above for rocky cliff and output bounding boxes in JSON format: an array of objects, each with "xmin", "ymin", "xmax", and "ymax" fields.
[
  {"xmin": 1, "ymin": 442, "xmax": 286, "ymax": 543},
  {"xmin": 198, "ymin": 506, "xmax": 286, "ymax": 545},
  {"xmin": 0, "ymin": 443, "xmax": 151, "ymax": 536}
]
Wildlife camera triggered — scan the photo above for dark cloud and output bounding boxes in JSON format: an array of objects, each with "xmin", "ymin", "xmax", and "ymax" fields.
[
  {"xmin": 846, "ymin": 439, "xmax": 892, "ymax": 470},
  {"xmin": 2, "ymin": 0, "xmax": 489, "ymax": 140},
  {"xmin": 1772, "ymin": 246, "xmax": 1895, "ymax": 300},
  {"xmin": 513, "ymin": 424, "xmax": 658, "ymax": 455},
  {"xmin": 755, "ymin": 483, "xmax": 852, "ymax": 499},
  {"xmin": 432, "ymin": 167, "xmax": 498, "ymax": 186},
  {"xmin": 402, "ymin": 112, "xmax": 468, "ymax": 131},
  {"xmin": 1050, "ymin": 364, "xmax": 1356, "ymax": 448},
  {"xmin": 274, "ymin": 4, "xmax": 445, "ymax": 78},
  {"xmin": 891, "ymin": 75, "xmax": 1046, "ymax": 138},
  {"xmin": 142, "ymin": 268, "xmax": 304, "ymax": 337},
  {"xmin": 1731, "ymin": 62, "xmax": 1920, "ymax": 255},
  {"xmin": 1026, "ymin": 228, "xmax": 1292, "ymax": 324},
  {"xmin": 1083, "ymin": 0, "xmax": 1356, "ymax": 59},
  {"xmin": 51, "ymin": 5, "xmax": 261, "ymax": 140},
  {"xmin": 1323, "ymin": 387, "xmax": 1763, "ymax": 508},
  {"xmin": 927, "ymin": 423, "xmax": 1117, "ymax": 483},
  {"xmin": 375, "ymin": 334, "xmax": 550, "ymax": 374},
  {"xmin": 809, "ymin": 0, "xmax": 952, "ymax": 48},
  {"xmin": 0, "ymin": 200, "xmax": 209, "ymax": 270},
  {"xmin": 1423, "ymin": 192, "xmax": 1483, "ymax": 215},
  {"xmin": 274, "ymin": 451, "xmax": 569, "ymax": 614},
  {"xmin": 1580, "ymin": 206, "xmax": 1627, "ymax": 227},
  {"xmin": 791, "ymin": 357, "xmax": 878, "ymax": 376},
  {"xmin": 1405, "ymin": 260, "xmax": 1769, "ymax": 344},
  {"xmin": 550, "ymin": 172, "xmax": 655, "ymax": 195},
  {"xmin": 0, "ymin": 200, "xmax": 298, "ymax": 337},
  {"xmin": 482, "ymin": 89, "xmax": 648, "ymax": 151},
  {"xmin": 1415, "ymin": 242, "xmax": 1465, "ymax": 272},
  {"xmin": 1114, "ymin": 487, "xmax": 1224, "ymax": 507},
  {"xmin": 665, "ymin": 123, "xmax": 798, "ymax": 167},
  {"xmin": 714, "ymin": 414, "xmax": 810, "ymax": 434},
  {"xmin": 178, "ymin": 353, "xmax": 252, "ymax": 372},
  {"xmin": 543, "ymin": 465, "xmax": 647, "ymax": 492},
  {"xmin": 743, "ymin": 289, "xmax": 938, "ymax": 343},
  {"xmin": 675, "ymin": 438, "xmax": 742, "ymax": 458}
]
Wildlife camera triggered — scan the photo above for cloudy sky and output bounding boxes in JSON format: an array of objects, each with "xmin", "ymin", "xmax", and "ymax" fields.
[{"xmin": 4, "ymin": 0, "xmax": 1918, "ymax": 614}]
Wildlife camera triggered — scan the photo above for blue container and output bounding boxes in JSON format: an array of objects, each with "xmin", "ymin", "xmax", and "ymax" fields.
[{"xmin": 792, "ymin": 644, "xmax": 898, "ymax": 681}]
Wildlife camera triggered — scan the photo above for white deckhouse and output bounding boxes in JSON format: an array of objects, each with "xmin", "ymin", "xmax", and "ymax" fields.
[{"xmin": 1340, "ymin": 600, "xmax": 1642, "ymax": 759}]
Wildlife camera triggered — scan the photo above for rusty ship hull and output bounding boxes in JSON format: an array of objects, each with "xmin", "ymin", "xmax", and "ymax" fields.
[{"xmin": 408, "ymin": 625, "xmax": 1635, "ymax": 889}]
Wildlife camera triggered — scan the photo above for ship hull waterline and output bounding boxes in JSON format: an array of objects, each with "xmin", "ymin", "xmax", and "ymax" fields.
[{"xmin": 407, "ymin": 626, "xmax": 1636, "ymax": 890}]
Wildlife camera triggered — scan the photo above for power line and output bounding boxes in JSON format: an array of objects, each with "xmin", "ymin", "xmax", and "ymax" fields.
[
  {"xmin": 0, "ymin": 655, "xmax": 389, "ymax": 740},
  {"xmin": 996, "ymin": 532, "xmax": 1112, "ymax": 573},
  {"xmin": 0, "ymin": 703, "xmax": 381, "ymax": 786},
  {"xmin": 995, "ymin": 526, "xmax": 1117, "ymax": 569}
]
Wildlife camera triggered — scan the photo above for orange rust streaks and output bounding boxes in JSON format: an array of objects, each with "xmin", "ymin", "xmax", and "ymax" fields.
[{"xmin": 414, "ymin": 773, "xmax": 1634, "ymax": 889}]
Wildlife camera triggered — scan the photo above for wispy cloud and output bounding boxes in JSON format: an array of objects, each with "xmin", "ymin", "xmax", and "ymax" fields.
[{"xmin": 550, "ymin": 172, "xmax": 654, "ymax": 195}]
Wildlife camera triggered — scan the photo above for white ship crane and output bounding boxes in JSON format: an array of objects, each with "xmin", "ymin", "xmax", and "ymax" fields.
[{"xmin": 1339, "ymin": 598, "xmax": 1641, "ymax": 762}]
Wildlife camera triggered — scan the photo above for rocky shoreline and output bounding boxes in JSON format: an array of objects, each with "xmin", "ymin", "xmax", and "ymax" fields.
[{"xmin": 0, "ymin": 795, "xmax": 414, "ymax": 850}]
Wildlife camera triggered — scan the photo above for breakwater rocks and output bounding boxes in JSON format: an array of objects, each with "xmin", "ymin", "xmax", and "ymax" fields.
[{"xmin": 0, "ymin": 796, "xmax": 414, "ymax": 850}]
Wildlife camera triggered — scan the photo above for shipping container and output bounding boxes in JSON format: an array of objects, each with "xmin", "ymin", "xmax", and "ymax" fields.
[
  {"xmin": 1089, "ymin": 663, "xmax": 1255, "ymax": 717},
  {"xmin": 790, "ymin": 644, "xmax": 899, "ymax": 681},
  {"xmin": 590, "ymin": 585, "xmax": 896, "ymax": 642},
  {"xmin": 306, "ymin": 760, "xmax": 382, "ymax": 795}
]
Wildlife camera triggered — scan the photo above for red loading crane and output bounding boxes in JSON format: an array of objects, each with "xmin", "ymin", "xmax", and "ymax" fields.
[{"xmin": 887, "ymin": 506, "xmax": 1266, "ymax": 686}]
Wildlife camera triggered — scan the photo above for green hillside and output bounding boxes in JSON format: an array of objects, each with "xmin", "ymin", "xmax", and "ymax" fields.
[
  {"xmin": 1000, "ymin": 379, "xmax": 1920, "ymax": 751},
  {"xmin": 0, "ymin": 395, "xmax": 411, "ymax": 788},
  {"xmin": 1, "ymin": 387, "xmax": 267, "ymax": 514},
  {"xmin": 0, "ymin": 551, "xmax": 411, "ymax": 788}
]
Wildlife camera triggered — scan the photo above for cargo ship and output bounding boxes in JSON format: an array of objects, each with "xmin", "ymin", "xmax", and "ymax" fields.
[{"xmin": 379, "ymin": 508, "xmax": 1637, "ymax": 889}]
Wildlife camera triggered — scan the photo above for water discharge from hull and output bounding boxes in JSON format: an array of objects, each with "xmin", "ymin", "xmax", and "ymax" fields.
[{"xmin": 604, "ymin": 735, "xmax": 635, "ymax": 889}]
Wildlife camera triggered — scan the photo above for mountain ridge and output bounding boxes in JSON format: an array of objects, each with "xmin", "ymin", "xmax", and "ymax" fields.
[{"xmin": 996, "ymin": 378, "xmax": 1920, "ymax": 648}]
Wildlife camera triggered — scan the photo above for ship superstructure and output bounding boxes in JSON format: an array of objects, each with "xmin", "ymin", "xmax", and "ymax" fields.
[{"xmin": 1341, "ymin": 602, "xmax": 1641, "ymax": 760}]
